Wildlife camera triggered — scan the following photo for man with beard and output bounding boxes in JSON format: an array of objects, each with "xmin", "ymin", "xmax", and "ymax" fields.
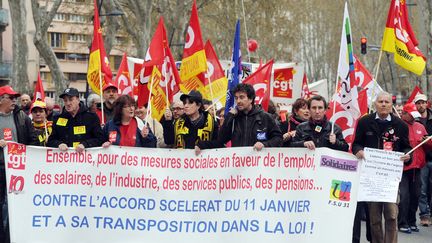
[
  {"xmin": 195, "ymin": 83, "xmax": 282, "ymax": 152},
  {"xmin": 96, "ymin": 83, "xmax": 118, "ymax": 125},
  {"xmin": 413, "ymin": 93, "xmax": 432, "ymax": 226},
  {"xmin": 47, "ymin": 88, "xmax": 104, "ymax": 152}
]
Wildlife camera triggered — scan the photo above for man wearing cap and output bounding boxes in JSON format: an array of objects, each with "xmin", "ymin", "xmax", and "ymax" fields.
[
  {"xmin": 352, "ymin": 92, "xmax": 411, "ymax": 243},
  {"xmin": 0, "ymin": 86, "xmax": 35, "ymax": 243},
  {"xmin": 413, "ymin": 93, "xmax": 432, "ymax": 226},
  {"xmin": 398, "ymin": 102, "xmax": 432, "ymax": 233},
  {"xmin": 96, "ymin": 83, "xmax": 118, "ymax": 124},
  {"xmin": 163, "ymin": 90, "xmax": 218, "ymax": 149},
  {"xmin": 47, "ymin": 88, "xmax": 104, "ymax": 152},
  {"xmin": 195, "ymin": 83, "xmax": 282, "ymax": 152},
  {"xmin": 30, "ymin": 100, "xmax": 52, "ymax": 146}
]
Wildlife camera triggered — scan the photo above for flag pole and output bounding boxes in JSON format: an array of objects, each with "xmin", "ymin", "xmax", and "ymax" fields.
[
  {"xmin": 240, "ymin": 1, "xmax": 251, "ymax": 63},
  {"xmin": 369, "ymin": 49, "xmax": 384, "ymax": 113},
  {"xmin": 330, "ymin": 78, "xmax": 339, "ymax": 134},
  {"xmin": 145, "ymin": 68, "xmax": 156, "ymax": 127},
  {"xmin": 206, "ymin": 74, "xmax": 218, "ymax": 121},
  {"xmin": 405, "ymin": 135, "xmax": 432, "ymax": 155},
  {"xmin": 99, "ymin": 69, "xmax": 105, "ymax": 125}
]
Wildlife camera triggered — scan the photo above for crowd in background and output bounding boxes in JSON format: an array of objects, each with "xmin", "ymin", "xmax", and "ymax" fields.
[{"xmin": 0, "ymin": 83, "xmax": 431, "ymax": 243}]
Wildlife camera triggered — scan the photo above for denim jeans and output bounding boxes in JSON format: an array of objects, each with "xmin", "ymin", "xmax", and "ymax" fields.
[
  {"xmin": 398, "ymin": 169, "xmax": 421, "ymax": 227},
  {"xmin": 419, "ymin": 162, "xmax": 432, "ymax": 217}
]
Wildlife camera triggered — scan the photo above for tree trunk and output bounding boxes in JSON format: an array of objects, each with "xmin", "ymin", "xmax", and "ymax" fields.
[
  {"xmin": 30, "ymin": 0, "xmax": 67, "ymax": 101},
  {"xmin": 8, "ymin": 0, "xmax": 29, "ymax": 92},
  {"xmin": 102, "ymin": 0, "xmax": 120, "ymax": 56}
]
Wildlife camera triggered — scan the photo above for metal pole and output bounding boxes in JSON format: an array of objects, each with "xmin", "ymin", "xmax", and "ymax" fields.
[{"xmin": 385, "ymin": 52, "xmax": 396, "ymax": 95}]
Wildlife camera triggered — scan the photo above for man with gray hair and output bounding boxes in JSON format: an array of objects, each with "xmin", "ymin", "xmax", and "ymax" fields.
[
  {"xmin": 86, "ymin": 93, "xmax": 101, "ymax": 113},
  {"xmin": 352, "ymin": 91, "xmax": 411, "ymax": 243}
]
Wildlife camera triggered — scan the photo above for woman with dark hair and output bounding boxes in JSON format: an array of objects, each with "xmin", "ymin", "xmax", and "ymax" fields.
[
  {"xmin": 280, "ymin": 98, "xmax": 310, "ymax": 147},
  {"xmin": 163, "ymin": 90, "xmax": 218, "ymax": 149},
  {"xmin": 102, "ymin": 95, "xmax": 156, "ymax": 148}
]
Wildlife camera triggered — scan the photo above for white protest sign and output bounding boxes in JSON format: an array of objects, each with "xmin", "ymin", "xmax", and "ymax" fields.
[
  {"xmin": 5, "ymin": 144, "xmax": 359, "ymax": 243},
  {"xmin": 357, "ymin": 147, "xmax": 404, "ymax": 203}
]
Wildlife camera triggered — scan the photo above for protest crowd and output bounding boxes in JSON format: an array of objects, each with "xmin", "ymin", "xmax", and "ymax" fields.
[{"xmin": 1, "ymin": 0, "xmax": 432, "ymax": 243}]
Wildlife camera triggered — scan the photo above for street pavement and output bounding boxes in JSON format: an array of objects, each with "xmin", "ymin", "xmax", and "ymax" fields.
[{"xmin": 360, "ymin": 220, "xmax": 432, "ymax": 243}]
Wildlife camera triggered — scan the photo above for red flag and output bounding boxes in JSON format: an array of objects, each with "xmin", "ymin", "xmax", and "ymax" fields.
[
  {"xmin": 406, "ymin": 86, "xmax": 423, "ymax": 104},
  {"xmin": 33, "ymin": 71, "xmax": 45, "ymax": 102},
  {"xmin": 243, "ymin": 60, "xmax": 274, "ymax": 111},
  {"xmin": 382, "ymin": 0, "xmax": 426, "ymax": 75},
  {"xmin": 197, "ymin": 40, "xmax": 228, "ymax": 105},
  {"xmin": 301, "ymin": 73, "xmax": 310, "ymax": 98},
  {"xmin": 115, "ymin": 53, "xmax": 133, "ymax": 97},
  {"xmin": 327, "ymin": 89, "xmax": 368, "ymax": 146},
  {"xmin": 138, "ymin": 17, "xmax": 180, "ymax": 120},
  {"xmin": 179, "ymin": 0, "xmax": 207, "ymax": 93},
  {"xmin": 87, "ymin": 0, "xmax": 113, "ymax": 94}
]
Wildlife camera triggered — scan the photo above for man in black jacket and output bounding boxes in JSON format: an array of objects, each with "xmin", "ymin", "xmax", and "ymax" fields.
[
  {"xmin": 352, "ymin": 91, "xmax": 411, "ymax": 243},
  {"xmin": 413, "ymin": 93, "xmax": 432, "ymax": 226},
  {"xmin": 195, "ymin": 83, "xmax": 282, "ymax": 152},
  {"xmin": 47, "ymin": 88, "xmax": 104, "ymax": 152},
  {"xmin": 291, "ymin": 95, "xmax": 348, "ymax": 152},
  {"xmin": 0, "ymin": 85, "xmax": 36, "ymax": 243}
]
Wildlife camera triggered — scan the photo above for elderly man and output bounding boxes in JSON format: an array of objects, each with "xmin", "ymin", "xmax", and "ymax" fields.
[
  {"xmin": 19, "ymin": 93, "xmax": 31, "ymax": 115},
  {"xmin": 352, "ymin": 92, "xmax": 411, "ymax": 243},
  {"xmin": 135, "ymin": 104, "xmax": 165, "ymax": 148},
  {"xmin": 47, "ymin": 88, "xmax": 104, "ymax": 152},
  {"xmin": 44, "ymin": 97, "xmax": 59, "ymax": 121},
  {"xmin": 0, "ymin": 86, "xmax": 35, "ymax": 243}
]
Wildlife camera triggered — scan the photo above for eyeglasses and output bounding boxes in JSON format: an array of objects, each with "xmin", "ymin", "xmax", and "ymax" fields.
[{"xmin": 2, "ymin": 96, "xmax": 17, "ymax": 101}]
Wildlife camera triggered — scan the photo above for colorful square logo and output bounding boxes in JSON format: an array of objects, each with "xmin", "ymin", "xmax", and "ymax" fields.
[{"xmin": 330, "ymin": 180, "xmax": 351, "ymax": 201}]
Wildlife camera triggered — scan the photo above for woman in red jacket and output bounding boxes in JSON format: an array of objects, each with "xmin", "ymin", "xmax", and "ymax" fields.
[{"xmin": 399, "ymin": 103, "xmax": 432, "ymax": 233}]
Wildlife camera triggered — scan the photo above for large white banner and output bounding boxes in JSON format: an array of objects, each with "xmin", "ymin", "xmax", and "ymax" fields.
[{"xmin": 5, "ymin": 144, "xmax": 359, "ymax": 243}]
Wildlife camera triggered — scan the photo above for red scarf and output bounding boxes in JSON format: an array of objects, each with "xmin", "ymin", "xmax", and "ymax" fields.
[{"xmin": 119, "ymin": 118, "xmax": 138, "ymax": 146}]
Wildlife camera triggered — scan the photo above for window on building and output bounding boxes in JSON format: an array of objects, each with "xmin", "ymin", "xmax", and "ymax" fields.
[
  {"xmin": 68, "ymin": 73, "xmax": 87, "ymax": 81},
  {"xmin": 50, "ymin": 33, "xmax": 63, "ymax": 48},
  {"xmin": 68, "ymin": 14, "xmax": 86, "ymax": 23},
  {"xmin": 55, "ymin": 52, "xmax": 66, "ymax": 60},
  {"xmin": 113, "ymin": 55, "xmax": 122, "ymax": 69},
  {"xmin": 53, "ymin": 13, "xmax": 66, "ymax": 21},
  {"xmin": 68, "ymin": 34, "xmax": 87, "ymax": 43}
]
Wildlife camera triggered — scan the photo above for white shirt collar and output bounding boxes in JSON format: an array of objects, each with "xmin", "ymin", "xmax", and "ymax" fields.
[{"xmin": 375, "ymin": 113, "xmax": 391, "ymax": 121}]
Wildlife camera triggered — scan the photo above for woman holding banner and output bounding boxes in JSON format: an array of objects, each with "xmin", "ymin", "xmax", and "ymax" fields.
[
  {"xmin": 280, "ymin": 98, "xmax": 310, "ymax": 147},
  {"xmin": 163, "ymin": 90, "xmax": 218, "ymax": 149},
  {"xmin": 102, "ymin": 95, "xmax": 156, "ymax": 148}
]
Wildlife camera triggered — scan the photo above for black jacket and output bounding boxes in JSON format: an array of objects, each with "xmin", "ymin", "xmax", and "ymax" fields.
[
  {"xmin": 352, "ymin": 113, "xmax": 411, "ymax": 156},
  {"xmin": 291, "ymin": 119, "xmax": 349, "ymax": 152},
  {"xmin": 198, "ymin": 105, "xmax": 282, "ymax": 148},
  {"xmin": 47, "ymin": 103, "xmax": 104, "ymax": 148},
  {"xmin": 418, "ymin": 108, "xmax": 432, "ymax": 161},
  {"xmin": 163, "ymin": 111, "xmax": 218, "ymax": 149}
]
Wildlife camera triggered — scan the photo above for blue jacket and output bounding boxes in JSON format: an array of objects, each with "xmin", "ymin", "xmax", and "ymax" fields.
[{"xmin": 103, "ymin": 117, "xmax": 157, "ymax": 147}]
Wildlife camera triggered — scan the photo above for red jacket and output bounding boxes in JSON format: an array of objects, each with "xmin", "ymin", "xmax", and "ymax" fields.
[{"xmin": 405, "ymin": 121, "xmax": 432, "ymax": 171}]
